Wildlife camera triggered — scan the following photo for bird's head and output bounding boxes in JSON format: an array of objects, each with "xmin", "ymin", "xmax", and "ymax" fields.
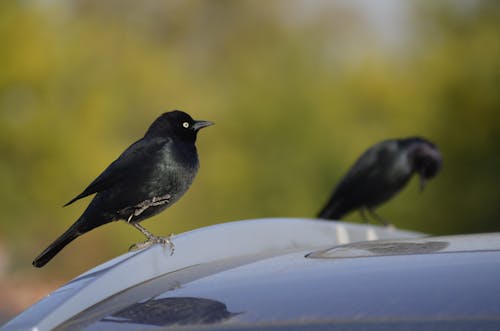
[
  {"xmin": 145, "ymin": 110, "xmax": 214, "ymax": 141},
  {"xmin": 406, "ymin": 138, "xmax": 442, "ymax": 191}
]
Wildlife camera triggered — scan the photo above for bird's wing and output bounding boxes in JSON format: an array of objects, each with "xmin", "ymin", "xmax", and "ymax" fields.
[
  {"xmin": 334, "ymin": 142, "xmax": 394, "ymax": 196},
  {"xmin": 318, "ymin": 141, "xmax": 398, "ymax": 219},
  {"xmin": 64, "ymin": 137, "xmax": 171, "ymax": 206}
]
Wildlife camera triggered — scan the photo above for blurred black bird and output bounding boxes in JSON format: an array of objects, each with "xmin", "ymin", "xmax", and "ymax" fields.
[
  {"xmin": 33, "ymin": 110, "xmax": 213, "ymax": 268},
  {"xmin": 317, "ymin": 137, "xmax": 442, "ymax": 225}
]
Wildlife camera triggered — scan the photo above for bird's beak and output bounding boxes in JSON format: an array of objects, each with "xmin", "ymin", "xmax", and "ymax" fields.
[
  {"xmin": 192, "ymin": 120, "xmax": 214, "ymax": 131},
  {"xmin": 419, "ymin": 174, "xmax": 426, "ymax": 192}
]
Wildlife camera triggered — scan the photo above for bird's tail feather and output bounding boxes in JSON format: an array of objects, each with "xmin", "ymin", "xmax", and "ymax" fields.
[{"xmin": 32, "ymin": 223, "xmax": 81, "ymax": 268}]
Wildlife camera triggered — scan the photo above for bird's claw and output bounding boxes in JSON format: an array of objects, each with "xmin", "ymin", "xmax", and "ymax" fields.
[
  {"xmin": 129, "ymin": 234, "xmax": 175, "ymax": 255},
  {"xmin": 129, "ymin": 241, "xmax": 151, "ymax": 251}
]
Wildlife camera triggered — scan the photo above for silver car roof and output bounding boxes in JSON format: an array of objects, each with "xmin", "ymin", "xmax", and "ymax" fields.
[{"xmin": 5, "ymin": 219, "xmax": 500, "ymax": 330}]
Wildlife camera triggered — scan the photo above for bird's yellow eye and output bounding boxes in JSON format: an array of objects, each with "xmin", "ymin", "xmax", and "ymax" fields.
[{"xmin": 182, "ymin": 122, "xmax": 190, "ymax": 128}]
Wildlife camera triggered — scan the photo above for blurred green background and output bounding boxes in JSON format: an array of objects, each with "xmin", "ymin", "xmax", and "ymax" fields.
[{"xmin": 1, "ymin": 0, "xmax": 500, "ymax": 317}]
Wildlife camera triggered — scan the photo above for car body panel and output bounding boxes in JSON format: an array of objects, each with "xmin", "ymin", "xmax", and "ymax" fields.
[{"xmin": 4, "ymin": 219, "xmax": 500, "ymax": 330}]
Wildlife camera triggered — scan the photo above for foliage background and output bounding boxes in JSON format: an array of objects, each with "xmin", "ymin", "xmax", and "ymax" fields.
[{"xmin": 1, "ymin": 0, "xmax": 500, "ymax": 318}]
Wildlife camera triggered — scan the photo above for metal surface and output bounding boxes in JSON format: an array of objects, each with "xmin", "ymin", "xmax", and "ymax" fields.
[
  {"xmin": 5, "ymin": 219, "xmax": 500, "ymax": 330},
  {"xmin": 2, "ymin": 218, "xmax": 419, "ymax": 331},
  {"xmin": 307, "ymin": 232, "xmax": 500, "ymax": 258},
  {"xmin": 71, "ymin": 247, "xmax": 500, "ymax": 330}
]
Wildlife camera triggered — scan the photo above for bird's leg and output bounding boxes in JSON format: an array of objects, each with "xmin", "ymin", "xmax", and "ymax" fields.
[
  {"xmin": 128, "ymin": 222, "xmax": 175, "ymax": 255},
  {"xmin": 359, "ymin": 207, "xmax": 370, "ymax": 223},
  {"xmin": 367, "ymin": 208, "xmax": 391, "ymax": 227}
]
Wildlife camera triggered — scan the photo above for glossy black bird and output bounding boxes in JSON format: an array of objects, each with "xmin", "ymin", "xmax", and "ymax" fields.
[
  {"xmin": 317, "ymin": 137, "xmax": 442, "ymax": 225},
  {"xmin": 33, "ymin": 110, "xmax": 213, "ymax": 268}
]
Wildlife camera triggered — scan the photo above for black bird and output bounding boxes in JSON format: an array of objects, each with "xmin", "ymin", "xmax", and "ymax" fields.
[
  {"xmin": 317, "ymin": 137, "xmax": 442, "ymax": 225},
  {"xmin": 33, "ymin": 110, "xmax": 213, "ymax": 268}
]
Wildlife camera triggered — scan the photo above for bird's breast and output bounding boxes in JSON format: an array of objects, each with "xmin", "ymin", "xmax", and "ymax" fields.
[{"xmin": 149, "ymin": 142, "xmax": 199, "ymax": 194}]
